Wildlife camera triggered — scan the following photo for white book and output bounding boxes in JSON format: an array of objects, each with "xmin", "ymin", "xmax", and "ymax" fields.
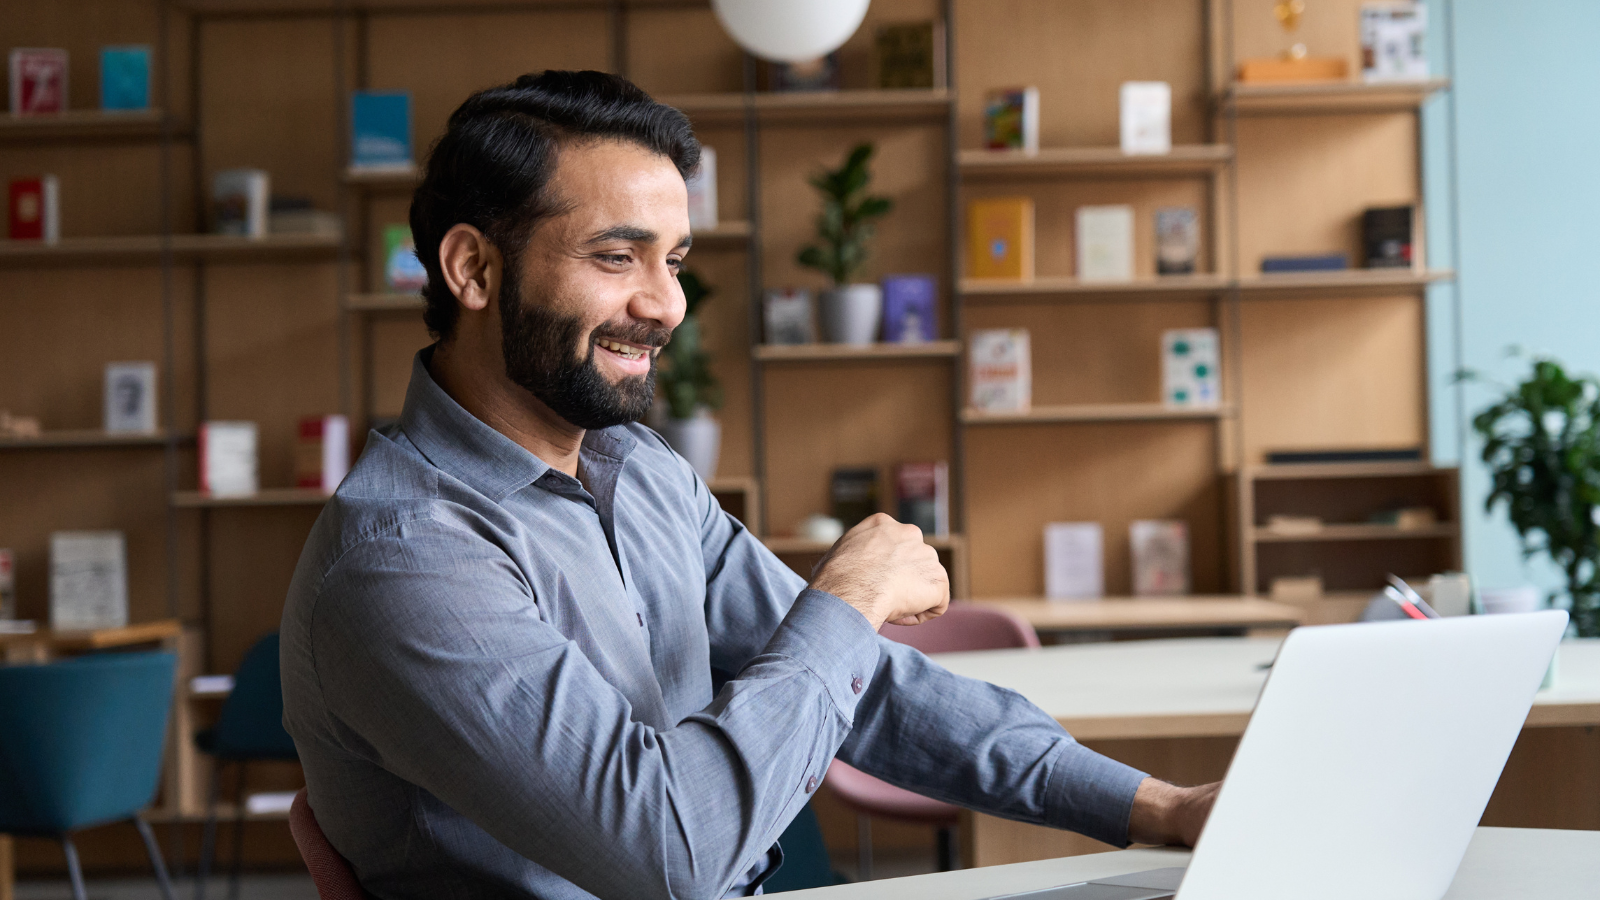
[
  {"xmin": 1162, "ymin": 327, "xmax": 1221, "ymax": 407},
  {"xmin": 968, "ymin": 328, "xmax": 1031, "ymax": 412},
  {"xmin": 686, "ymin": 145, "xmax": 718, "ymax": 231},
  {"xmin": 1361, "ymin": 2, "xmax": 1428, "ymax": 83},
  {"xmin": 212, "ymin": 168, "xmax": 270, "ymax": 238},
  {"xmin": 1119, "ymin": 81, "xmax": 1171, "ymax": 155},
  {"xmin": 1131, "ymin": 520, "xmax": 1189, "ymax": 596},
  {"xmin": 1076, "ymin": 205, "xmax": 1134, "ymax": 282},
  {"xmin": 50, "ymin": 531, "xmax": 128, "ymax": 630},
  {"xmin": 201, "ymin": 420, "xmax": 258, "ymax": 497},
  {"xmin": 104, "ymin": 361, "xmax": 159, "ymax": 434},
  {"xmin": 1045, "ymin": 522, "xmax": 1103, "ymax": 600}
]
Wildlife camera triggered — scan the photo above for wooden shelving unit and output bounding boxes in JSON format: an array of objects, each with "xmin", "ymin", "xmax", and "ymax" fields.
[
  {"xmin": 659, "ymin": 88, "xmax": 953, "ymax": 125},
  {"xmin": 0, "ymin": 109, "xmax": 178, "ymax": 142},
  {"xmin": 1221, "ymin": 78, "xmax": 1451, "ymax": 115},
  {"xmin": 961, "ymin": 274, "xmax": 1233, "ymax": 303},
  {"xmin": 1235, "ymin": 268, "xmax": 1454, "ymax": 298},
  {"xmin": 170, "ymin": 488, "xmax": 330, "ymax": 508},
  {"xmin": 0, "ymin": 429, "xmax": 175, "ymax": 450},
  {"xmin": 1252, "ymin": 522, "xmax": 1460, "ymax": 543},
  {"xmin": 958, "ymin": 144, "xmax": 1233, "ymax": 178},
  {"xmin": 754, "ymin": 340, "xmax": 961, "ymax": 362},
  {"xmin": 0, "ymin": 233, "xmax": 342, "ymax": 267},
  {"xmin": 962, "ymin": 403, "xmax": 1233, "ymax": 426}
]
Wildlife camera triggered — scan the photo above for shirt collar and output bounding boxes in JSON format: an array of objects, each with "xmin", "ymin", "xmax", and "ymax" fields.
[{"xmin": 398, "ymin": 347, "xmax": 638, "ymax": 503}]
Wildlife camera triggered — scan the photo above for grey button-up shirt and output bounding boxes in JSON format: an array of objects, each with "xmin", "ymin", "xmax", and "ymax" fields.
[{"xmin": 280, "ymin": 349, "xmax": 1147, "ymax": 900}]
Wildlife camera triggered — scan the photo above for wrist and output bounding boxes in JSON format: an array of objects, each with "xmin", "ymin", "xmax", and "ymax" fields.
[{"xmin": 1126, "ymin": 777, "xmax": 1182, "ymax": 846}]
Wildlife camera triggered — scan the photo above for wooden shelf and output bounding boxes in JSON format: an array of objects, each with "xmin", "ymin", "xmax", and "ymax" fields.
[
  {"xmin": 171, "ymin": 488, "xmax": 330, "ymax": 508},
  {"xmin": 0, "ymin": 233, "xmax": 342, "ymax": 268},
  {"xmin": 690, "ymin": 220, "xmax": 751, "ymax": 247},
  {"xmin": 661, "ymin": 89, "xmax": 953, "ymax": 125},
  {"xmin": 0, "ymin": 429, "xmax": 176, "ymax": 450},
  {"xmin": 178, "ymin": 0, "xmax": 631, "ymax": 17},
  {"xmin": 764, "ymin": 533, "xmax": 963, "ymax": 555},
  {"xmin": 346, "ymin": 292, "xmax": 424, "ymax": 313},
  {"xmin": 0, "ymin": 109, "xmax": 182, "ymax": 143},
  {"xmin": 962, "ymin": 403, "xmax": 1233, "ymax": 426},
  {"xmin": 1222, "ymin": 78, "xmax": 1450, "ymax": 115},
  {"xmin": 1252, "ymin": 522, "xmax": 1459, "ymax": 543},
  {"xmin": 1236, "ymin": 268, "xmax": 1453, "ymax": 298},
  {"xmin": 341, "ymin": 163, "xmax": 418, "ymax": 189},
  {"xmin": 1249, "ymin": 461, "xmax": 1447, "ymax": 480},
  {"xmin": 961, "ymin": 274, "xmax": 1232, "ymax": 303},
  {"xmin": 968, "ymin": 596, "xmax": 1303, "ymax": 633},
  {"xmin": 959, "ymin": 144, "xmax": 1232, "ymax": 179},
  {"xmin": 754, "ymin": 340, "xmax": 961, "ymax": 362}
]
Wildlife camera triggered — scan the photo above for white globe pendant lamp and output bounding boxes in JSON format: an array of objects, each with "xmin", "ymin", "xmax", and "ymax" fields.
[{"xmin": 710, "ymin": 0, "xmax": 872, "ymax": 63}]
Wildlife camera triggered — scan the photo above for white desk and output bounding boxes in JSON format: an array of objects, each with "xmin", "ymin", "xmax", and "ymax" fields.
[
  {"xmin": 780, "ymin": 827, "xmax": 1600, "ymax": 899},
  {"xmin": 925, "ymin": 638, "xmax": 1600, "ymax": 866}
]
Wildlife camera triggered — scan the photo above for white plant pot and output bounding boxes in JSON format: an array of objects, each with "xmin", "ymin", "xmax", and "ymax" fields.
[
  {"xmin": 661, "ymin": 414, "xmax": 721, "ymax": 481},
  {"xmin": 820, "ymin": 283, "xmax": 882, "ymax": 345}
]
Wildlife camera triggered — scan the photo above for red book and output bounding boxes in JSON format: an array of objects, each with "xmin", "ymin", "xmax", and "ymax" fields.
[
  {"xmin": 8, "ymin": 49, "xmax": 68, "ymax": 115},
  {"xmin": 8, "ymin": 177, "xmax": 59, "ymax": 242}
]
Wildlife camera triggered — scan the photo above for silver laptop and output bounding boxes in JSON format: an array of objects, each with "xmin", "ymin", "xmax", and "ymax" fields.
[{"xmin": 994, "ymin": 610, "xmax": 1568, "ymax": 900}]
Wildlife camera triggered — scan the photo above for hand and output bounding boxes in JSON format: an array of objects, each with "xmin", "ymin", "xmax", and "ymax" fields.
[
  {"xmin": 1126, "ymin": 777, "xmax": 1221, "ymax": 847},
  {"xmin": 809, "ymin": 513, "xmax": 949, "ymax": 630}
]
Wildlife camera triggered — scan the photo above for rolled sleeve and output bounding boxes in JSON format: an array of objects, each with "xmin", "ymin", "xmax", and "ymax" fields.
[
  {"xmin": 759, "ymin": 588, "xmax": 881, "ymax": 722},
  {"xmin": 1044, "ymin": 741, "xmax": 1149, "ymax": 847}
]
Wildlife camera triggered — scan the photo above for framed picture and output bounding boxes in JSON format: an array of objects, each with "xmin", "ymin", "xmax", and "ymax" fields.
[{"xmin": 104, "ymin": 361, "xmax": 158, "ymax": 433}]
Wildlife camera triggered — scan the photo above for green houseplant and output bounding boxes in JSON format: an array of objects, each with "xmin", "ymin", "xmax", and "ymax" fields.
[
  {"xmin": 657, "ymin": 269, "xmax": 723, "ymax": 479},
  {"xmin": 1466, "ymin": 354, "xmax": 1600, "ymax": 636},
  {"xmin": 796, "ymin": 143, "xmax": 894, "ymax": 345}
]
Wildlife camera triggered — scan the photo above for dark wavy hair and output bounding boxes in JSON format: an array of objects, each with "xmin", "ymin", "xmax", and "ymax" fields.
[{"xmin": 408, "ymin": 70, "xmax": 700, "ymax": 339}]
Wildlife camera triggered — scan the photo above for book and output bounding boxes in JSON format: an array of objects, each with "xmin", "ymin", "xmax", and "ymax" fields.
[
  {"xmin": 8, "ymin": 176, "xmax": 60, "ymax": 242},
  {"xmin": 383, "ymin": 223, "xmax": 428, "ymax": 293},
  {"xmin": 966, "ymin": 197, "xmax": 1034, "ymax": 280},
  {"xmin": 100, "ymin": 45, "xmax": 151, "ymax": 111},
  {"xmin": 830, "ymin": 468, "xmax": 879, "ymax": 529},
  {"xmin": 1260, "ymin": 253, "xmax": 1348, "ymax": 272},
  {"xmin": 200, "ymin": 420, "xmax": 258, "ymax": 496},
  {"xmin": 268, "ymin": 197, "xmax": 341, "ymax": 236},
  {"xmin": 1361, "ymin": 2, "xmax": 1428, "ymax": 83},
  {"xmin": 768, "ymin": 54, "xmax": 840, "ymax": 92},
  {"xmin": 881, "ymin": 274, "xmax": 937, "ymax": 344},
  {"xmin": 968, "ymin": 328, "xmax": 1031, "ymax": 412},
  {"xmin": 0, "ymin": 548, "xmax": 14, "ymax": 620},
  {"xmin": 1119, "ymin": 81, "xmax": 1171, "ymax": 155},
  {"xmin": 1044, "ymin": 522, "xmax": 1103, "ymax": 600},
  {"xmin": 983, "ymin": 87, "xmax": 1039, "ymax": 152},
  {"xmin": 212, "ymin": 169, "xmax": 270, "ymax": 238},
  {"xmin": 296, "ymin": 415, "xmax": 351, "ymax": 493},
  {"xmin": 351, "ymin": 90, "xmax": 413, "ymax": 170},
  {"xmin": 1362, "ymin": 205, "xmax": 1414, "ymax": 268},
  {"xmin": 686, "ymin": 145, "xmax": 718, "ymax": 231},
  {"xmin": 1162, "ymin": 328, "xmax": 1220, "ymax": 407},
  {"xmin": 763, "ymin": 288, "xmax": 815, "ymax": 345},
  {"xmin": 1155, "ymin": 206, "xmax": 1200, "ymax": 275},
  {"xmin": 874, "ymin": 21, "xmax": 945, "ymax": 89},
  {"xmin": 9, "ymin": 48, "xmax": 68, "ymax": 115},
  {"xmin": 1075, "ymin": 205, "xmax": 1134, "ymax": 282},
  {"xmin": 49, "ymin": 531, "xmax": 128, "ymax": 630},
  {"xmin": 104, "ymin": 362, "xmax": 158, "ymax": 434},
  {"xmin": 895, "ymin": 462, "xmax": 949, "ymax": 537},
  {"xmin": 1130, "ymin": 520, "xmax": 1189, "ymax": 596}
]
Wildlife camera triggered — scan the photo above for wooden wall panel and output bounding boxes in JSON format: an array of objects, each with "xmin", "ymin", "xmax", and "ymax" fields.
[
  {"xmin": 1230, "ymin": 0, "xmax": 1368, "ymax": 70},
  {"xmin": 957, "ymin": 0, "xmax": 1209, "ymax": 151},
  {"xmin": 965, "ymin": 422, "xmax": 1223, "ymax": 597},
  {"xmin": 3, "ymin": 0, "xmax": 165, "ymax": 112},
  {"xmin": 625, "ymin": 8, "xmax": 743, "ymax": 96}
]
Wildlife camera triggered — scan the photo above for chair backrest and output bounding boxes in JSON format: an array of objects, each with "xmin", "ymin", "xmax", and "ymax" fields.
[
  {"xmin": 878, "ymin": 602, "xmax": 1040, "ymax": 653},
  {"xmin": 289, "ymin": 788, "xmax": 370, "ymax": 900},
  {"xmin": 0, "ymin": 651, "xmax": 177, "ymax": 833},
  {"xmin": 213, "ymin": 633, "xmax": 297, "ymax": 760}
]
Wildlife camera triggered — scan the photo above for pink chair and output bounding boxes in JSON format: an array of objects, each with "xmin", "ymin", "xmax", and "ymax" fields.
[
  {"xmin": 289, "ymin": 788, "xmax": 370, "ymax": 900},
  {"xmin": 826, "ymin": 603, "xmax": 1039, "ymax": 877}
]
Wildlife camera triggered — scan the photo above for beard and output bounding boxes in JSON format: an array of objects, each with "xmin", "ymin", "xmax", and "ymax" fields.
[{"xmin": 498, "ymin": 262, "xmax": 670, "ymax": 431}]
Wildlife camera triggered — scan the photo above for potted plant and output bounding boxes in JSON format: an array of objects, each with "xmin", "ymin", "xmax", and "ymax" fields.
[
  {"xmin": 797, "ymin": 143, "xmax": 894, "ymax": 345},
  {"xmin": 1465, "ymin": 353, "xmax": 1600, "ymax": 636},
  {"xmin": 658, "ymin": 269, "xmax": 724, "ymax": 480}
]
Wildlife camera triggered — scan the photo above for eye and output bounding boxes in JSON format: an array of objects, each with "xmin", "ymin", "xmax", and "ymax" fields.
[
  {"xmin": 596, "ymin": 253, "xmax": 632, "ymax": 266},
  {"xmin": 667, "ymin": 256, "xmax": 684, "ymax": 273}
]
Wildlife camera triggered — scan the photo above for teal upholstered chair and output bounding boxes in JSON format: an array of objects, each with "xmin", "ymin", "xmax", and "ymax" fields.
[
  {"xmin": 0, "ymin": 650, "xmax": 179, "ymax": 900},
  {"xmin": 195, "ymin": 633, "xmax": 299, "ymax": 900},
  {"xmin": 761, "ymin": 802, "xmax": 848, "ymax": 893}
]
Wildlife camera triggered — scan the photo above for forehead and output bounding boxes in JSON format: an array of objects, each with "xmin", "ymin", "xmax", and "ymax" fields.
[{"xmin": 545, "ymin": 138, "xmax": 689, "ymax": 228}]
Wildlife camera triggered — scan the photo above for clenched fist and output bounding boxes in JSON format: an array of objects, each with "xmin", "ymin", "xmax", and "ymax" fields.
[{"xmin": 809, "ymin": 513, "xmax": 949, "ymax": 630}]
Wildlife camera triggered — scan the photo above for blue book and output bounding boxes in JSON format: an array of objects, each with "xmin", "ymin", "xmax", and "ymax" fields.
[
  {"xmin": 350, "ymin": 90, "xmax": 412, "ymax": 169},
  {"xmin": 100, "ymin": 46, "xmax": 151, "ymax": 111},
  {"xmin": 1260, "ymin": 253, "xmax": 1350, "ymax": 273},
  {"xmin": 881, "ymin": 274, "xmax": 938, "ymax": 343}
]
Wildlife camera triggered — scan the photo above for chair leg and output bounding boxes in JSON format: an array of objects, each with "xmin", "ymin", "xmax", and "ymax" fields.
[
  {"xmin": 936, "ymin": 825, "xmax": 958, "ymax": 872},
  {"xmin": 196, "ymin": 762, "xmax": 222, "ymax": 900},
  {"xmin": 229, "ymin": 762, "xmax": 248, "ymax": 900},
  {"xmin": 136, "ymin": 816, "xmax": 179, "ymax": 900},
  {"xmin": 61, "ymin": 835, "xmax": 87, "ymax": 900},
  {"xmin": 855, "ymin": 813, "xmax": 873, "ymax": 881}
]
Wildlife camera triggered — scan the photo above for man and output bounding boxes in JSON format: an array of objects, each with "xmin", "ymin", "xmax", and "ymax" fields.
[{"xmin": 280, "ymin": 70, "xmax": 1217, "ymax": 900}]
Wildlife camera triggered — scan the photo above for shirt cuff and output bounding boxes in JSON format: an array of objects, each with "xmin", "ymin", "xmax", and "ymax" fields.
[
  {"xmin": 761, "ymin": 588, "xmax": 882, "ymax": 722},
  {"xmin": 1045, "ymin": 740, "xmax": 1150, "ymax": 848}
]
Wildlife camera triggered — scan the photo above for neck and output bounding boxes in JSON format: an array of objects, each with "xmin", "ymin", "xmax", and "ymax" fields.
[{"xmin": 428, "ymin": 339, "xmax": 586, "ymax": 477}]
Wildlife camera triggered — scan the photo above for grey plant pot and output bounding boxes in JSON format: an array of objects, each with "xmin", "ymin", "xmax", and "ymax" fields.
[
  {"xmin": 660, "ymin": 414, "xmax": 721, "ymax": 481},
  {"xmin": 820, "ymin": 283, "xmax": 883, "ymax": 345}
]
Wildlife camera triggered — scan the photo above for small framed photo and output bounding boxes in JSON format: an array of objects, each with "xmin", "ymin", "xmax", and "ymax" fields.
[{"xmin": 104, "ymin": 361, "xmax": 158, "ymax": 433}]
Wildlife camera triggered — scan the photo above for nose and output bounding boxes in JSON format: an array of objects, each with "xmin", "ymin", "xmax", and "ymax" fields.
[{"xmin": 629, "ymin": 259, "xmax": 686, "ymax": 332}]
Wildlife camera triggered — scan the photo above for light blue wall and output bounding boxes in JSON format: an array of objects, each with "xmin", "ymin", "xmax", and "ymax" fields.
[{"xmin": 1424, "ymin": 0, "xmax": 1600, "ymax": 597}]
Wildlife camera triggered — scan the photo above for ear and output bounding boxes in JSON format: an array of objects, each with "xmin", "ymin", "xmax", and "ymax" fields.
[{"xmin": 438, "ymin": 224, "xmax": 501, "ymax": 313}]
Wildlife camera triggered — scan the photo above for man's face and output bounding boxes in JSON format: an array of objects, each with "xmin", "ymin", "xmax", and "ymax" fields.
[{"xmin": 498, "ymin": 139, "xmax": 691, "ymax": 431}]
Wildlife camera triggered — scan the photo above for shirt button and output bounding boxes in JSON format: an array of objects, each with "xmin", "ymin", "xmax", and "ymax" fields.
[
  {"xmin": 851, "ymin": 676, "xmax": 863, "ymax": 695},
  {"xmin": 805, "ymin": 776, "xmax": 818, "ymax": 793}
]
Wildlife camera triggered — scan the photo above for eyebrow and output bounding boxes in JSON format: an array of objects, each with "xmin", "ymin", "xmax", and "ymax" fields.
[{"xmin": 583, "ymin": 225, "xmax": 693, "ymax": 250}]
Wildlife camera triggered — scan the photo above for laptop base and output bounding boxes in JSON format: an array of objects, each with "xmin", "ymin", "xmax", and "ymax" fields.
[{"xmin": 988, "ymin": 867, "xmax": 1186, "ymax": 900}]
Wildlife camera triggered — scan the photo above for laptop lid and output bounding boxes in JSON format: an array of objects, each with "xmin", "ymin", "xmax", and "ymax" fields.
[{"xmin": 1176, "ymin": 610, "xmax": 1567, "ymax": 900}]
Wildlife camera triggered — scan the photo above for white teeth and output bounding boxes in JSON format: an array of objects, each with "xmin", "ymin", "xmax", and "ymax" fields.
[{"xmin": 601, "ymin": 339, "xmax": 645, "ymax": 360}]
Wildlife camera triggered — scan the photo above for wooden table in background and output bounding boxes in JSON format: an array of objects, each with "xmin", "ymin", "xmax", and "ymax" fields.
[
  {"xmin": 968, "ymin": 597, "xmax": 1303, "ymax": 639},
  {"xmin": 0, "ymin": 619, "xmax": 183, "ymax": 900},
  {"xmin": 931, "ymin": 637, "xmax": 1600, "ymax": 868}
]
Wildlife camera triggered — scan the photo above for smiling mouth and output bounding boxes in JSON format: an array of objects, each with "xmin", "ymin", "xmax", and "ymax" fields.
[{"xmin": 596, "ymin": 338, "xmax": 652, "ymax": 362}]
